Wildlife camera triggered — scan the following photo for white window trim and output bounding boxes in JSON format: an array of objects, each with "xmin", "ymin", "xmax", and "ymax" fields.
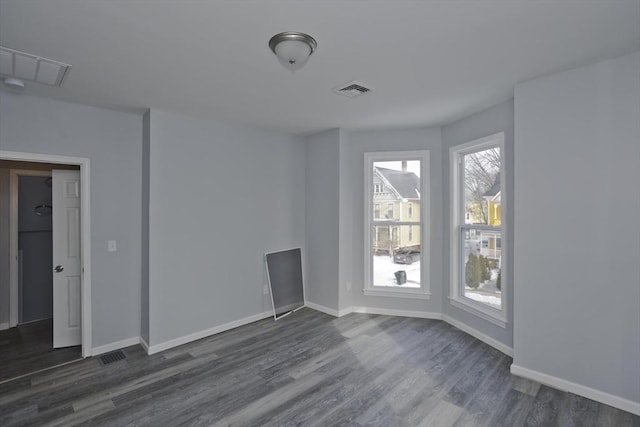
[
  {"xmin": 449, "ymin": 132, "xmax": 507, "ymax": 327},
  {"xmin": 364, "ymin": 150, "xmax": 430, "ymax": 298}
]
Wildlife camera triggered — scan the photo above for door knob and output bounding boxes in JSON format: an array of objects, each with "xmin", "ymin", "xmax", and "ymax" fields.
[{"xmin": 54, "ymin": 265, "xmax": 64, "ymax": 273}]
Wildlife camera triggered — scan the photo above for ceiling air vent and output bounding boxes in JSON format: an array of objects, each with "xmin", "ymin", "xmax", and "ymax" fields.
[
  {"xmin": 332, "ymin": 80, "xmax": 373, "ymax": 98},
  {"xmin": 0, "ymin": 46, "xmax": 71, "ymax": 87}
]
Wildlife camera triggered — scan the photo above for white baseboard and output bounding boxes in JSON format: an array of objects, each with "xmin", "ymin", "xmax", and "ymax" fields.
[
  {"xmin": 146, "ymin": 311, "xmax": 273, "ymax": 355},
  {"xmin": 337, "ymin": 307, "xmax": 353, "ymax": 317},
  {"xmin": 304, "ymin": 301, "xmax": 342, "ymax": 317},
  {"xmin": 510, "ymin": 364, "xmax": 640, "ymax": 416},
  {"xmin": 139, "ymin": 336, "xmax": 150, "ymax": 354},
  {"xmin": 351, "ymin": 306, "xmax": 442, "ymax": 320},
  {"xmin": 306, "ymin": 304, "xmax": 512, "ymax": 359},
  {"xmin": 442, "ymin": 314, "xmax": 513, "ymax": 357},
  {"xmin": 92, "ymin": 337, "xmax": 141, "ymax": 356},
  {"xmin": 0, "ymin": 322, "xmax": 9, "ymax": 331}
]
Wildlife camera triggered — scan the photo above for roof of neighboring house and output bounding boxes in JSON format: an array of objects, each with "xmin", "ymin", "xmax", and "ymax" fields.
[
  {"xmin": 483, "ymin": 172, "xmax": 500, "ymax": 198},
  {"xmin": 376, "ymin": 167, "xmax": 420, "ymax": 199}
]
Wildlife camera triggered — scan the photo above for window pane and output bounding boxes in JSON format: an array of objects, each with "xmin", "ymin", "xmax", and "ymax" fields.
[
  {"xmin": 463, "ymin": 147, "xmax": 501, "ymax": 225},
  {"xmin": 462, "ymin": 227, "xmax": 502, "ymax": 309},
  {"xmin": 372, "ymin": 225, "xmax": 421, "ymax": 288},
  {"xmin": 369, "ymin": 157, "xmax": 425, "ymax": 292},
  {"xmin": 372, "ymin": 160, "xmax": 420, "ymax": 219}
]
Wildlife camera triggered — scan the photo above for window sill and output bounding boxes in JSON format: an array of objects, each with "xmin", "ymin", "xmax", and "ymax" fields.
[
  {"xmin": 448, "ymin": 297, "xmax": 507, "ymax": 328},
  {"xmin": 364, "ymin": 287, "xmax": 431, "ymax": 300}
]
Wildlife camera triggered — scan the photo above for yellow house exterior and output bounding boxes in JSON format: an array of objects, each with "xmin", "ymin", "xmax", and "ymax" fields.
[
  {"xmin": 487, "ymin": 192, "xmax": 501, "ymax": 226},
  {"xmin": 372, "ymin": 166, "xmax": 421, "ymax": 254}
]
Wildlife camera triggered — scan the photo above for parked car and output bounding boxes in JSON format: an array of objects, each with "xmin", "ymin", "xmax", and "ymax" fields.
[{"xmin": 393, "ymin": 248, "xmax": 420, "ymax": 264}]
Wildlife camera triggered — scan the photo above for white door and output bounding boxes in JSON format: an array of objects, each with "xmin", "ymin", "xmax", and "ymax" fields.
[{"xmin": 52, "ymin": 170, "xmax": 82, "ymax": 348}]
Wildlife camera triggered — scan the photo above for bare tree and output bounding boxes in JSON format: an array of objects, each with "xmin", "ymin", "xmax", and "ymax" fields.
[{"xmin": 464, "ymin": 147, "xmax": 500, "ymax": 224}]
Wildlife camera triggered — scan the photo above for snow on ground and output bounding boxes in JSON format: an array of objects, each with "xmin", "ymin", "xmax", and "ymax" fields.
[
  {"xmin": 464, "ymin": 291, "xmax": 501, "ymax": 308},
  {"xmin": 373, "ymin": 255, "xmax": 420, "ymax": 288},
  {"xmin": 465, "ymin": 271, "xmax": 502, "ymax": 308},
  {"xmin": 371, "ymin": 255, "xmax": 503, "ymax": 310}
]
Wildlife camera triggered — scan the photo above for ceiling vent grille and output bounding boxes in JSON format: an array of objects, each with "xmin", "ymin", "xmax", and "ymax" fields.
[
  {"xmin": 0, "ymin": 46, "xmax": 71, "ymax": 87},
  {"xmin": 333, "ymin": 80, "xmax": 373, "ymax": 98}
]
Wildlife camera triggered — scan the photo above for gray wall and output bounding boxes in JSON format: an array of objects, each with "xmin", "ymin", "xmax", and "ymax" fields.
[
  {"xmin": 337, "ymin": 130, "xmax": 354, "ymax": 313},
  {"xmin": 0, "ymin": 91, "xmax": 143, "ymax": 348},
  {"xmin": 442, "ymin": 100, "xmax": 514, "ymax": 348},
  {"xmin": 18, "ymin": 175, "xmax": 53, "ymax": 323},
  {"xmin": 305, "ymin": 129, "xmax": 341, "ymax": 311},
  {"xmin": 344, "ymin": 127, "xmax": 443, "ymax": 314},
  {"xmin": 146, "ymin": 109, "xmax": 306, "ymax": 346},
  {"xmin": 0, "ymin": 169, "xmax": 9, "ymax": 326},
  {"xmin": 140, "ymin": 111, "xmax": 150, "ymax": 344},
  {"xmin": 513, "ymin": 52, "xmax": 640, "ymax": 404}
]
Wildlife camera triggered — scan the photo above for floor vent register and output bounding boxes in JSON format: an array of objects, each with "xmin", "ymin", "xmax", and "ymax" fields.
[{"xmin": 99, "ymin": 350, "xmax": 127, "ymax": 365}]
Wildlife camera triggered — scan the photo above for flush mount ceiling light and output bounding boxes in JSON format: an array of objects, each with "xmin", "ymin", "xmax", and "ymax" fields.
[
  {"xmin": 0, "ymin": 45, "xmax": 71, "ymax": 87},
  {"xmin": 3, "ymin": 77, "xmax": 25, "ymax": 90},
  {"xmin": 269, "ymin": 32, "xmax": 317, "ymax": 72}
]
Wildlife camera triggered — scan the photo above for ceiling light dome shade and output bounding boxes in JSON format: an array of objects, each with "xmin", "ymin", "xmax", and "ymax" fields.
[
  {"xmin": 269, "ymin": 32, "xmax": 317, "ymax": 72},
  {"xmin": 3, "ymin": 78, "xmax": 25, "ymax": 90}
]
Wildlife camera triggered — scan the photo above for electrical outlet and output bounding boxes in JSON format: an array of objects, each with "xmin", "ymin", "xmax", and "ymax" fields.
[
  {"xmin": 107, "ymin": 240, "xmax": 117, "ymax": 252},
  {"xmin": 263, "ymin": 285, "xmax": 269, "ymax": 295}
]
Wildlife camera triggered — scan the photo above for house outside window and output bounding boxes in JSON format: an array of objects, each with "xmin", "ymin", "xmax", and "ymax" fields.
[
  {"xmin": 364, "ymin": 150, "xmax": 430, "ymax": 299},
  {"xmin": 450, "ymin": 132, "xmax": 506, "ymax": 327}
]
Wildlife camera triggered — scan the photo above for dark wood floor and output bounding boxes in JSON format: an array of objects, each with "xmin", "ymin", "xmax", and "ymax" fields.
[
  {"xmin": 0, "ymin": 308, "xmax": 637, "ymax": 426},
  {"xmin": 0, "ymin": 319, "xmax": 81, "ymax": 383}
]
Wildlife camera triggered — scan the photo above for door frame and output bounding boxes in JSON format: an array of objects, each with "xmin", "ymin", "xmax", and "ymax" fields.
[
  {"xmin": 9, "ymin": 169, "xmax": 52, "ymax": 326},
  {"xmin": 2, "ymin": 150, "xmax": 92, "ymax": 358}
]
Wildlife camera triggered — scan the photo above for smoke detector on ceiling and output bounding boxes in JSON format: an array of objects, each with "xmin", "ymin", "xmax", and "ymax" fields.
[{"xmin": 332, "ymin": 80, "xmax": 373, "ymax": 98}]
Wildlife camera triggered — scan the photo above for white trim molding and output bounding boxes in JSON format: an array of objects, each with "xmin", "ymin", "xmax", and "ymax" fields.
[
  {"xmin": 510, "ymin": 364, "xmax": 640, "ymax": 416},
  {"xmin": 305, "ymin": 303, "xmax": 511, "ymax": 358},
  {"xmin": 145, "ymin": 311, "xmax": 273, "ymax": 355},
  {"xmin": 139, "ymin": 337, "xmax": 150, "ymax": 354},
  {"xmin": 0, "ymin": 150, "xmax": 92, "ymax": 358},
  {"xmin": 363, "ymin": 150, "xmax": 431, "ymax": 299},
  {"xmin": 305, "ymin": 301, "xmax": 352, "ymax": 317},
  {"xmin": 442, "ymin": 314, "xmax": 513, "ymax": 357},
  {"xmin": 0, "ymin": 322, "xmax": 9, "ymax": 331},
  {"xmin": 363, "ymin": 288, "xmax": 431, "ymax": 300},
  {"xmin": 92, "ymin": 337, "xmax": 141, "ymax": 356},
  {"xmin": 449, "ymin": 132, "xmax": 508, "ymax": 328},
  {"xmin": 351, "ymin": 306, "xmax": 441, "ymax": 319},
  {"xmin": 448, "ymin": 298, "xmax": 507, "ymax": 328}
]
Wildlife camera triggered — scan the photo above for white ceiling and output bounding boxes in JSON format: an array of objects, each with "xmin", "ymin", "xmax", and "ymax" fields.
[{"xmin": 1, "ymin": 1, "xmax": 638, "ymax": 135}]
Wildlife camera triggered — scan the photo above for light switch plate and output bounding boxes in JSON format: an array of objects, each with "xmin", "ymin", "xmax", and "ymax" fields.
[{"xmin": 107, "ymin": 240, "xmax": 117, "ymax": 252}]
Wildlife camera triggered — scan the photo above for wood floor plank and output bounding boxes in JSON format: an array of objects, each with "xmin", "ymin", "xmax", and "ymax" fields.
[
  {"xmin": 0, "ymin": 308, "xmax": 637, "ymax": 426},
  {"xmin": 0, "ymin": 319, "xmax": 81, "ymax": 383},
  {"xmin": 524, "ymin": 385, "xmax": 565, "ymax": 426},
  {"xmin": 488, "ymin": 386, "xmax": 536, "ymax": 427},
  {"xmin": 451, "ymin": 354, "xmax": 513, "ymax": 426}
]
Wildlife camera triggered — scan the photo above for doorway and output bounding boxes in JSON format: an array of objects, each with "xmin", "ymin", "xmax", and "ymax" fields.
[
  {"xmin": 0, "ymin": 150, "xmax": 92, "ymax": 377},
  {"xmin": 0, "ymin": 161, "xmax": 85, "ymax": 382},
  {"xmin": 16, "ymin": 172, "xmax": 54, "ymax": 325}
]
